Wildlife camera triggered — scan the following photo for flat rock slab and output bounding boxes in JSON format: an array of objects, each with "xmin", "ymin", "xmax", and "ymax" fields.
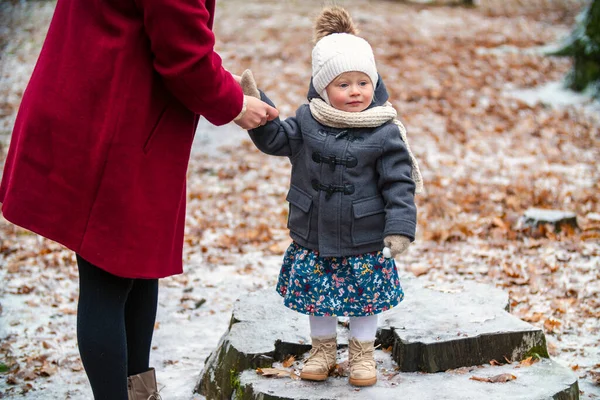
[
  {"xmin": 379, "ymin": 279, "xmax": 548, "ymax": 372},
  {"xmin": 197, "ymin": 278, "xmax": 559, "ymax": 399},
  {"xmin": 238, "ymin": 357, "xmax": 579, "ymax": 400}
]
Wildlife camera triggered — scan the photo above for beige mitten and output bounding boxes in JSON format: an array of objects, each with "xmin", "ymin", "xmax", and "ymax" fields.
[
  {"xmin": 383, "ymin": 235, "xmax": 411, "ymax": 258},
  {"xmin": 240, "ymin": 69, "xmax": 260, "ymax": 98}
]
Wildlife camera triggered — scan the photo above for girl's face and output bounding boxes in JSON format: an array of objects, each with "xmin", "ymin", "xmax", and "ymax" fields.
[{"xmin": 325, "ymin": 71, "xmax": 374, "ymax": 113}]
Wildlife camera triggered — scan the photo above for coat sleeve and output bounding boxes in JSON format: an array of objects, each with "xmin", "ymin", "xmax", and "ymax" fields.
[
  {"xmin": 376, "ymin": 124, "xmax": 417, "ymax": 241},
  {"xmin": 247, "ymin": 92, "xmax": 304, "ymax": 158},
  {"xmin": 134, "ymin": 0, "xmax": 243, "ymax": 126}
]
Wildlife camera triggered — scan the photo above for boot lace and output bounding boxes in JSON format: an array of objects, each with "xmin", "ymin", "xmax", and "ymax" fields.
[
  {"xmin": 304, "ymin": 340, "xmax": 336, "ymax": 370},
  {"xmin": 349, "ymin": 339, "xmax": 378, "ymax": 372}
]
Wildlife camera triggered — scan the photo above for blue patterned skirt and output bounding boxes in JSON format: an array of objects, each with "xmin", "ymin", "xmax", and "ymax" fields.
[{"xmin": 276, "ymin": 242, "xmax": 404, "ymax": 317}]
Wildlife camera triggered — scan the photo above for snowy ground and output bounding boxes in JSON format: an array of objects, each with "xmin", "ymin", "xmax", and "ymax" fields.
[{"xmin": 1, "ymin": 0, "xmax": 599, "ymax": 399}]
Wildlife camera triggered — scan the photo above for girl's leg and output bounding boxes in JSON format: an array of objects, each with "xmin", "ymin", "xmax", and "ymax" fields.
[
  {"xmin": 301, "ymin": 316, "xmax": 338, "ymax": 381},
  {"xmin": 349, "ymin": 315, "xmax": 378, "ymax": 341},
  {"xmin": 309, "ymin": 315, "xmax": 337, "ymax": 338},
  {"xmin": 348, "ymin": 314, "xmax": 379, "ymax": 387},
  {"xmin": 124, "ymin": 277, "xmax": 159, "ymax": 376},
  {"xmin": 76, "ymin": 255, "xmax": 132, "ymax": 400}
]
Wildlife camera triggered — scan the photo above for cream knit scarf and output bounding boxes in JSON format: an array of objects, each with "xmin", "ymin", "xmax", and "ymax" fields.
[{"xmin": 309, "ymin": 98, "xmax": 423, "ymax": 194}]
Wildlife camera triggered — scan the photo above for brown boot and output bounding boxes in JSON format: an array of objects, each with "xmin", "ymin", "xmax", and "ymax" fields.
[
  {"xmin": 127, "ymin": 368, "xmax": 162, "ymax": 400},
  {"xmin": 348, "ymin": 338, "xmax": 377, "ymax": 387},
  {"xmin": 300, "ymin": 336, "xmax": 337, "ymax": 381}
]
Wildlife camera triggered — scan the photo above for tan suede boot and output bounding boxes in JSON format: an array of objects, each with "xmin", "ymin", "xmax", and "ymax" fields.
[
  {"xmin": 127, "ymin": 368, "xmax": 162, "ymax": 400},
  {"xmin": 300, "ymin": 336, "xmax": 337, "ymax": 381},
  {"xmin": 348, "ymin": 338, "xmax": 377, "ymax": 387}
]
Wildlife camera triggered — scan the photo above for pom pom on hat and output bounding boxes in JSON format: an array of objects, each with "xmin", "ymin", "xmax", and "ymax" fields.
[{"xmin": 311, "ymin": 7, "xmax": 378, "ymax": 103}]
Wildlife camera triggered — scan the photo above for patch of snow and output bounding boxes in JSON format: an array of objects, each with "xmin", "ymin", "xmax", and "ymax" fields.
[{"xmin": 507, "ymin": 80, "xmax": 600, "ymax": 110}]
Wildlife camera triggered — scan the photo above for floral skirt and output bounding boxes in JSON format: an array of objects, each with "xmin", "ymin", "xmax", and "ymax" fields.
[{"xmin": 276, "ymin": 242, "xmax": 404, "ymax": 317}]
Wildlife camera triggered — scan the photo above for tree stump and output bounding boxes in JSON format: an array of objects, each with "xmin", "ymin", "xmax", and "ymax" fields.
[{"xmin": 196, "ymin": 278, "xmax": 578, "ymax": 400}]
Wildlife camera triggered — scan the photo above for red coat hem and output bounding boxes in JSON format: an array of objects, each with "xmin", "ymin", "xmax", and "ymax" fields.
[{"xmin": 1, "ymin": 211, "xmax": 182, "ymax": 280}]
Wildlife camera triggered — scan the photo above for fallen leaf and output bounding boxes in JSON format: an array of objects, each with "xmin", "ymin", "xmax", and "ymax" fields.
[
  {"xmin": 518, "ymin": 356, "xmax": 539, "ymax": 367},
  {"xmin": 256, "ymin": 368, "xmax": 292, "ymax": 378},
  {"xmin": 39, "ymin": 363, "xmax": 57, "ymax": 377},
  {"xmin": 470, "ymin": 373, "xmax": 517, "ymax": 383},
  {"xmin": 20, "ymin": 383, "xmax": 34, "ymax": 394},
  {"xmin": 18, "ymin": 369, "xmax": 36, "ymax": 381},
  {"xmin": 544, "ymin": 318, "xmax": 562, "ymax": 333},
  {"xmin": 282, "ymin": 356, "xmax": 295, "ymax": 368},
  {"xmin": 330, "ymin": 362, "xmax": 347, "ymax": 377},
  {"xmin": 492, "ymin": 217, "xmax": 508, "ymax": 231}
]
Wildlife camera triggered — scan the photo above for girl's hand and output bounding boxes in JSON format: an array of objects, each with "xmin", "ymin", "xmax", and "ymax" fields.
[{"xmin": 383, "ymin": 235, "xmax": 411, "ymax": 258}]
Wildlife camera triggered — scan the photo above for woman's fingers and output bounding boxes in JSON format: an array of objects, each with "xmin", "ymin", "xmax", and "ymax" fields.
[{"xmin": 234, "ymin": 97, "xmax": 279, "ymax": 130}]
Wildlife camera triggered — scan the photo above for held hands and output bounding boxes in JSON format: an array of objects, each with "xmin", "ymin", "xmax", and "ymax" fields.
[
  {"xmin": 234, "ymin": 96, "xmax": 278, "ymax": 130},
  {"xmin": 232, "ymin": 70, "xmax": 278, "ymax": 130},
  {"xmin": 382, "ymin": 235, "xmax": 411, "ymax": 259}
]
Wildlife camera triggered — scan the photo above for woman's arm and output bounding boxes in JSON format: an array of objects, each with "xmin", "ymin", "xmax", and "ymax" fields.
[{"xmin": 133, "ymin": 0, "xmax": 243, "ymax": 125}]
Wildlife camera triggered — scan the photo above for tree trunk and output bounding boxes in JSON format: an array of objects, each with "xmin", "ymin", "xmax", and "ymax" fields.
[{"xmin": 552, "ymin": 0, "xmax": 600, "ymax": 98}]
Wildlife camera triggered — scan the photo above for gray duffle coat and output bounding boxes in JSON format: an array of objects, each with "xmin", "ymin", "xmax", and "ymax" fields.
[{"xmin": 249, "ymin": 78, "xmax": 417, "ymax": 257}]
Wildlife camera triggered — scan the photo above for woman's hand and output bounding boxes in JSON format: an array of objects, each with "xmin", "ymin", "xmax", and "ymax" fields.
[{"xmin": 234, "ymin": 95, "xmax": 279, "ymax": 130}]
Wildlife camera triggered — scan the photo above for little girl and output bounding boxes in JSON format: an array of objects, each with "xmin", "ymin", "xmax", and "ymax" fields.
[{"xmin": 241, "ymin": 6, "xmax": 422, "ymax": 387}]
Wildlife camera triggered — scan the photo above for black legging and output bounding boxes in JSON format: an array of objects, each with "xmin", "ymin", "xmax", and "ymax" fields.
[{"xmin": 76, "ymin": 255, "xmax": 159, "ymax": 400}]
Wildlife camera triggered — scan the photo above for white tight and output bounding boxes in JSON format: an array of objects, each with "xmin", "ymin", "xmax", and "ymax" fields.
[{"xmin": 309, "ymin": 315, "xmax": 378, "ymax": 342}]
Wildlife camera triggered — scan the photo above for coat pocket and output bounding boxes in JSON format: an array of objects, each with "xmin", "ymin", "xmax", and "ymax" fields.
[
  {"xmin": 351, "ymin": 196, "xmax": 385, "ymax": 246},
  {"xmin": 286, "ymin": 185, "xmax": 313, "ymax": 240}
]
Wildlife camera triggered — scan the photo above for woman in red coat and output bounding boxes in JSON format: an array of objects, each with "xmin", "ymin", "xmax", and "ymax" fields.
[{"xmin": 0, "ymin": 0, "xmax": 277, "ymax": 398}]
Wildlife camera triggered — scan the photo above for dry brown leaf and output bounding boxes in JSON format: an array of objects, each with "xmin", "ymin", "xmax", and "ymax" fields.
[
  {"xmin": 518, "ymin": 357, "xmax": 539, "ymax": 367},
  {"xmin": 39, "ymin": 362, "xmax": 58, "ymax": 377},
  {"xmin": 492, "ymin": 217, "xmax": 508, "ymax": 231},
  {"xmin": 282, "ymin": 355, "xmax": 296, "ymax": 368},
  {"xmin": 20, "ymin": 383, "xmax": 34, "ymax": 394},
  {"xmin": 18, "ymin": 369, "xmax": 36, "ymax": 381},
  {"xmin": 256, "ymin": 368, "xmax": 292, "ymax": 379},
  {"xmin": 330, "ymin": 362, "xmax": 347, "ymax": 377},
  {"xmin": 16, "ymin": 286, "xmax": 34, "ymax": 295},
  {"xmin": 544, "ymin": 318, "xmax": 562, "ymax": 333},
  {"xmin": 524, "ymin": 312, "xmax": 544, "ymax": 323},
  {"xmin": 581, "ymin": 231, "xmax": 600, "ymax": 241},
  {"xmin": 470, "ymin": 373, "xmax": 517, "ymax": 383},
  {"xmin": 70, "ymin": 363, "xmax": 84, "ymax": 372},
  {"xmin": 446, "ymin": 366, "xmax": 476, "ymax": 375}
]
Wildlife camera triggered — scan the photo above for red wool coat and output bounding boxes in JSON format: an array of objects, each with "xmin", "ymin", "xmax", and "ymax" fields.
[{"xmin": 0, "ymin": 0, "xmax": 243, "ymax": 278}]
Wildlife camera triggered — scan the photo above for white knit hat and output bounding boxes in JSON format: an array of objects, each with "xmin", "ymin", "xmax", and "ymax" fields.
[{"xmin": 312, "ymin": 33, "xmax": 378, "ymax": 104}]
